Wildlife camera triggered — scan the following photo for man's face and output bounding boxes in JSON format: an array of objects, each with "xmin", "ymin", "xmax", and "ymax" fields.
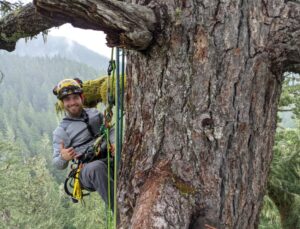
[{"xmin": 62, "ymin": 94, "xmax": 83, "ymax": 117}]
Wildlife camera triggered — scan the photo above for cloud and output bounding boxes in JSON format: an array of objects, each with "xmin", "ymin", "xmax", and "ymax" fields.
[{"xmin": 49, "ymin": 24, "xmax": 111, "ymax": 58}]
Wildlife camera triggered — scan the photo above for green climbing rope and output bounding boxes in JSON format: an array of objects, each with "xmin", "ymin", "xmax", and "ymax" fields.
[
  {"xmin": 113, "ymin": 47, "xmax": 119, "ymax": 229},
  {"xmin": 106, "ymin": 126, "xmax": 112, "ymax": 229},
  {"xmin": 102, "ymin": 47, "xmax": 125, "ymax": 229},
  {"xmin": 105, "ymin": 48, "xmax": 115, "ymax": 229}
]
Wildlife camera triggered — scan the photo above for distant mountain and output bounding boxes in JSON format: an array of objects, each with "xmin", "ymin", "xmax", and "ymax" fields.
[{"xmin": 9, "ymin": 34, "xmax": 109, "ymax": 74}]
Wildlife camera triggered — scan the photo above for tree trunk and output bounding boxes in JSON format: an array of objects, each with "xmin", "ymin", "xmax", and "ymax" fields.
[
  {"xmin": 1, "ymin": 0, "xmax": 300, "ymax": 228},
  {"xmin": 118, "ymin": 0, "xmax": 298, "ymax": 228}
]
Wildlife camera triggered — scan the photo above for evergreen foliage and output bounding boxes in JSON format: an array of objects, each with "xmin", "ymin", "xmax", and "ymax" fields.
[
  {"xmin": 259, "ymin": 73, "xmax": 300, "ymax": 229},
  {"xmin": 0, "ymin": 138, "xmax": 106, "ymax": 229}
]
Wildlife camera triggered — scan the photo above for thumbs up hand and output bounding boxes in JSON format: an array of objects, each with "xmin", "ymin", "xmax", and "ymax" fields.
[{"xmin": 60, "ymin": 141, "xmax": 76, "ymax": 161}]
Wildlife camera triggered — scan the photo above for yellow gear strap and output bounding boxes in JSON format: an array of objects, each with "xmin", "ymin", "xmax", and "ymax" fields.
[{"xmin": 72, "ymin": 167, "xmax": 82, "ymax": 201}]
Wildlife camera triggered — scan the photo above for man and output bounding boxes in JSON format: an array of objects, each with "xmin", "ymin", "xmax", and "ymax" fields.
[{"xmin": 52, "ymin": 78, "xmax": 114, "ymax": 211}]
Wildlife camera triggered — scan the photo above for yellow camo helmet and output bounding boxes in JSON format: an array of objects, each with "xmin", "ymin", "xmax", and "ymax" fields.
[{"xmin": 53, "ymin": 79, "xmax": 83, "ymax": 100}]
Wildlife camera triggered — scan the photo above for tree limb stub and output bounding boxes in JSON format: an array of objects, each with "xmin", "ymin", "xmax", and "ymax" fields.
[
  {"xmin": 284, "ymin": 2, "xmax": 300, "ymax": 72},
  {"xmin": 285, "ymin": 63, "xmax": 300, "ymax": 73},
  {"xmin": 0, "ymin": 3, "xmax": 62, "ymax": 52},
  {"xmin": 34, "ymin": 0, "xmax": 157, "ymax": 50},
  {"xmin": 270, "ymin": 2, "xmax": 300, "ymax": 73}
]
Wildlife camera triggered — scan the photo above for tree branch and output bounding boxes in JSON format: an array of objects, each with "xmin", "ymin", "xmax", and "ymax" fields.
[
  {"xmin": 267, "ymin": 1, "xmax": 300, "ymax": 71},
  {"xmin": 34, "ymin": 0, "xmax": 157, "ymax": 50},
  {"xmin": 272, "ymin": 2, "xmax": 300, "ymax": 73},
  {"xmin": 284, "ymin": 2, "xmax": 300, "ymax": 73},
  {"xmin": 0, "ymin": 0, "xmax": 157, "ymax": 52},
  {"xmin": 0, "ymin": 3, "xmax": 62, "ymax": 51},
  {"xmin": 285, "ymin": 63, "xmax": 300, "ymax": 73}
]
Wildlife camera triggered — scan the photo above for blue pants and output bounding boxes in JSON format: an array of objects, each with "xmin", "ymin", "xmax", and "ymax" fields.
[{"xmin": 79, "ymin": 160, "xmax": 114, "ymax": 212}]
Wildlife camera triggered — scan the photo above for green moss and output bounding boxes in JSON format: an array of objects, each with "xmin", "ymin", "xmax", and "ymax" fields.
[
  {"xmin": 175, "ymin": 7, "xmax": 182, "ymax": 17},
  {"xmin": 0, "ymin": 31, "xmax": 31, "ymax": 42},
  {"xmin": 13, "ymin": 8, "xmax": 22, "ymax": 16},
  {"xmin": 172, "ymin": 175, "xmax": 196, "ymax": 196},
  {"xmin": 175, "ymin": 7, "xmax": 182, "ymax": 26}
]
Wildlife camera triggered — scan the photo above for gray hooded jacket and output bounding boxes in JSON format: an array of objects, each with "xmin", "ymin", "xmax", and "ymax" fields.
[{"xmin": 52, "ymin": 108, "xmax": 114, "ymax": 170}]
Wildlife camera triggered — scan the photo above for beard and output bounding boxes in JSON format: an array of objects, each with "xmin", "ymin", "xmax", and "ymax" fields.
[{"xmin": 65, "ymin": 104, "xmax": 83, "ymax": 117}]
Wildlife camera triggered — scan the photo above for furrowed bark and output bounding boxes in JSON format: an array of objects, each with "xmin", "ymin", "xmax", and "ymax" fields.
[
  {"xmin": 284, "ymin": 2, "xmax": 300, "ymax": 73},
  {"xmin": 268, "ymin": 1, "xmax": 300, "ymax": 74}
]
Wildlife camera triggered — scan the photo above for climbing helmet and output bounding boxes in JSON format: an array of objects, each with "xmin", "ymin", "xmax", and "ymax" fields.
[{"xmin": 53, "ymin": 79, "xmax": 83, "ymax": 100}]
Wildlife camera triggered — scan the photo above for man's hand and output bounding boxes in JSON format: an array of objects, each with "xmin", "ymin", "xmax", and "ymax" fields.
[{"xmin": 60, "ymin": 142, "xmax": 76, "ymax": 161}]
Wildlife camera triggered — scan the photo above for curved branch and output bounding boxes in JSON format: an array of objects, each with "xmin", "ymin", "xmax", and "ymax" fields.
[{"xmin": 0, "ymin": 0, "xmax": 157, "ymax": 52}]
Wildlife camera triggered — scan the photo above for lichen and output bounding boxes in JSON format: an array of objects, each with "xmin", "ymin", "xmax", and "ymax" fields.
[
  {"xmin": 175, "ymin": 7, "xmax": 182, "ymax": 26},
  {"xmin": 0, "ymin": 31, "xmax": 31, "ymax": 42},
  {"xmin": 172, "ymin": 175, "xmax": 196, "ymax": 196}
]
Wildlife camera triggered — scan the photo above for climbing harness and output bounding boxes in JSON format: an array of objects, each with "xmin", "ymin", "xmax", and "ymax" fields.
[
  {"xmin": 64, "ymin": 164, "xmax": 85, "ymax": 203},
  {"xmin": 64, "ymin": 147, "xmax": 98, "ymax": 203}
]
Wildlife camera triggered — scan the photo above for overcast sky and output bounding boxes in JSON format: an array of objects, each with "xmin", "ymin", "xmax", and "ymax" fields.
[
  {"xmin": 49, "ymin": 24, "xmax": 111, "ymax": 58},
  {"xmin": 9, "ymin": 0, "xmax": 111, "ymax": 57}
]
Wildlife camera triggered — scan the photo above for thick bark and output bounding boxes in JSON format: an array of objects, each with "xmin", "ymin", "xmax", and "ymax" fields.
[
  {"xmin": 119, "ymin": 0, "xmax": 300, "ymax": 228},
  {"xmin": 1, "ymin": 0, "xmax": 300, "ymax": 228},
  {"xmin": 0, "ymin": 0, "xmax": 156, "ymax": 51}
]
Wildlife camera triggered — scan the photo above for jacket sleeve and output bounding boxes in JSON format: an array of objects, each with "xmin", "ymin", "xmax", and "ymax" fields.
[{"xmin": 52, "ymin": 126, "xmax": 70, "ymax": 170}]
